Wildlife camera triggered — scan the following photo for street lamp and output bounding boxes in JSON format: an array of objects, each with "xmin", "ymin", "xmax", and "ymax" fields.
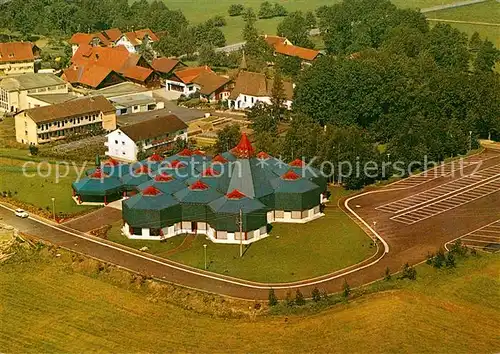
[
  {"xmin": 203, "ymin": 244, "xmax": 207, "ymax": 270},
  {"xmin": 51, "ymin": 197, "xmax": 56, "ymax": 221}
]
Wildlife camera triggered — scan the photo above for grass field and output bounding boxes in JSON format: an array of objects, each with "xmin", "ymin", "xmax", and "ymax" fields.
[
  {"xmin": 107, "ymin": 187, "xmax": 375, "ymax": 283},
  {"xmin": 1, "ymin": 245, "xmax": 498, "ymax": 352},
  {"xmin": 161, "ymin": 0, "xmax": 460, "ymax": 43}
]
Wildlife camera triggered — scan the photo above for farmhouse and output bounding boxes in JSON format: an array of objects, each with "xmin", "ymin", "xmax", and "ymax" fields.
[
  {"xmin": 262, "ymin": 34, "xmax": 321, "ymax": 64},
  {"xmin": 105, "ymin": 113, "xmax": 188, "ymax": 162},
  {"xmin": 151, "ymin": 58, "xmax": 186, "ymax": 78},
  {"xmin": 0, "ymin": 42, "xmax": 40, "ymax": 76},
  {"xmin": 192, "ymin": 71, "xmax": 232, "ymax": 102},
  {"xmin": 73, "ymin": 133, "xmax": 326, "ymax": 244},
  {"xmin": 115, "ymin": 29, "xmax": 159, "ymax": 54},
  {"xmin": 164, "ymin": 65, "xmax": 213, "ymax": 96},
  {"xmin": 15, "ymin": 95, "xmax": 116, "ymax": 145},
  {"xmin": 0, "ymin": 73, "xmax": 69, "ymax": 113},
  {"xmin": 228, "ymin": 71, "xmax": 293, "ymax": 110}
]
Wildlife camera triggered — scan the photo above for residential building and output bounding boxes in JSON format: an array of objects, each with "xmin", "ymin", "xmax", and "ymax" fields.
[
  {"xmin": 15, "ymin": 95, "xmax": 116, "ymax": 145},
  {"xmin": 165, "ymin": 66, "xmax": 213, "ymax": 96},
  {"xmin": 62, "ymin": 46, "xmax": 160, "ymax": 89},
  {"xmin": 228, "ymin": 71, "xmax": 293, "ymax": 110},
  {"xmin": 192, "ymin": 71, "xmax": 232, "ymax": 103},
  {"xmin": 262, "ymin": 35, "xmax": 293, "ymax": 47},
  {"xmin": 151, "ymin": 58, "xmax": 186, "ymax": 79},
  {"xmin": 105, "ymin": 114, "xmax": 188, "ymax": 162},
  {"xmin": 262, "ymin": 34, "xmax": 321, "ymax": 64},
  {"xmin": 115, "ymin": 29, "xmax": 159, "ymax": 53},
  {"xmin": 0, "ymin": 42, "xmax": 40, "ymax": 76},
  {"xmin": 0, "ymin": 73, "xmax": 69, "ymax": 113}
]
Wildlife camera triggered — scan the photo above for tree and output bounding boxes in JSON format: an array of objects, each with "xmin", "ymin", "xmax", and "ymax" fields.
[
  {"xmin": 208, "ymin": 15, "xmax": 227, "ymax": 28},
  {"xmin": 277, "ymin": 11, "xmax": 314, "ymax": 48},
  {"xmin": 311, "ymin": 287, "xmax": 321, "ymax": 302},
  {"xmin": 272, "ymin": 3, "xmax": 287, "ymax": 17},
  {"xmin": 214, "ymin": 124, "xmax": 241, "ymax": 153},
  {"xmin": 268, "ymin": 288, "xmax": 278, "ymax": 306},
  {"xmin": 384, "ymin": 267, "xmax": 391, "ymax": 281},
  {"xmin": 270, "ymin": 71, "xmax": 287, "ymax": 122},
  {"xmin": 445, "ymin": 253, "xmax": 456, "ymax": 268},
  {"xmin": 275, "ymin": 54, "xmax": 302, "ymax": 77},
  {"xmin": 295, "ymin": 289, "xmax": 306, "ymax": 306},
  {"xmin": 342, "ymin": 279, "xmax": 350, "ymax": 298},
  {"xmin": 469, "ymin": 32, "xmax": 483, "ymax": 52},
  {"xmin": 228, "ymin": 4, "xmax": 245, "ymax": 17},
  {"xmin": 305, "ymin": 11, "xmax": 316, "ymax": 29},
  {"xmin": 400, "ymin": 263, "xmax": 417, "ymax": 280},
  {"xmin": 243, "ymin": 7, "xmax": 257, "ymax": 24},
  {"xmin": 474, "ymin": 39, "xmax": 500, "ymax": 72},
  {"xmin": 249, "ymin": 103, "xmax": 278, "ymax": 136},
  {"xmin": 138, "ymin": 41, "xmax": 154, "ymax": 63},
  {"xmin": 427, "ymin": 23, "xmax": 469, "ymax": 71},
  {"xmin": 29, "ymin": 145, "xmax": 39, "ymax": 156},
  {"xmin": 258, "ymin": 1, "xmax": 275, "ymax": 19}
]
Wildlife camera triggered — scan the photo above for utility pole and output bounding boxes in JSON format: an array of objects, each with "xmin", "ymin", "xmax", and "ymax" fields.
[
  {"xmin": 239, "ymin": 208, "xmax": 243, "ymax": 258},
  {"xmin": 203, "ymin": 244, "xmax": 207, "ymax": 270},
  {"xmin": 51, "ymin": 197, "xmax": 56, "ymax": 221}
]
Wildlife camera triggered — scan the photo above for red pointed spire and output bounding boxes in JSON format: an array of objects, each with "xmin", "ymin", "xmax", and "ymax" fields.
[
  {"xmin": 212, "ymin": 154, "xmax": 228, "ymax": 163},
  {"xmin": 148, "ymin": 153, "xmax": 163, "ymax": 162},
  {"xmin": 178, "ymin": 148, "xmax": 192, "ymax": 157},
  {"xmin": 103, "ymin": 158, "xmax": 119, "ymax": 166},
  {"xmin": 167, "ymin": 159, "xmax": 187, "ymax": 169},
  {"xmin": 142, "ymin": 186, "xmax": 161, "ymax": 196},
  {"xmin": 134, "ymin": 165, "xmax": 150, "ymax": 174},
  {"xmin": 192, "ymin": 149, "xmax": 206, "ymax": 156},
  {"xmin": 90, "ymin": 168, "xmax": 107, "ymax": 179},
  {"xmin": 190, "ymin": 180, "xmax": 209, "ymax": 190},
  {"xmin": 282, "ymin": 169, "xmax": 301, "ymax": 180},
  {"xmin": 257, "ymin": 151, "xmax": 270, "ymax": 159},
  {"xmin": 202, "ymin": 167, "xmax": 220, "ymax": 177},
  {"xmin": 226, "ymin": 189, "xmax": 246, "ymax": 199},
  {"xmin": 154, "ymin": 173, "xmax": 174, "ymax": 182},
  {"xmin": 289, "ymin": 159, "xmax": 305, "ymax": 167},
  {"xmin": 231, "ymin": 132, "xmax": 254, "ymax": 158}
]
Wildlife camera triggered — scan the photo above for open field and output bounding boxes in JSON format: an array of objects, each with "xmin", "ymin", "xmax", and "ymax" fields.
[
  {"xmin": 107, "ymin": 187, "xmax": 375, "ymax": 283},
  {"xmin": 161, "ymin": 0, "xmax": 461, "ymax": 43},
  {"xmin": 1, "ymin": 243, "xmax": 499, "ymax": 353}
]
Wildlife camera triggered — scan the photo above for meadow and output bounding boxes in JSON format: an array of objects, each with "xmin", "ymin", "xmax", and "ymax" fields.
[
  {"xmin": 1, "ymin": 243, "xmax": 498, "ymax": 353},
  {"xmin": 108, "ymin": 187, "xmax": 376, "ymax": 283}
]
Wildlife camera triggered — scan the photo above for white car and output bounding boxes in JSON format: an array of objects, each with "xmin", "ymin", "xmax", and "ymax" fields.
[{"xmin": 14, "ymin": 209, "xmax": 29, "ymax": 218}]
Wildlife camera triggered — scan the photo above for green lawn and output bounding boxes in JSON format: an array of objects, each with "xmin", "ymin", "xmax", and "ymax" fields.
[
  {"xmin": 1, "ymin": 245, "xmax": 498, "ymax": 353},
  {"xmin": 107, "ymin": 187, "xmax": 375, "ymax": 283},
  {"xmin": 162, "ymin": 0, "xmax": 460, "ymax": 43}
]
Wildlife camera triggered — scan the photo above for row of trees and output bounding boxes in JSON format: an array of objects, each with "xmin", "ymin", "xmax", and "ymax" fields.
[
  {"xmin": 0, "ymin": 0, "xmax": 188, "ymax": 37},
  {"xmin": 228, "ymin": 2, "xmax": 287, "ymax": 19}
]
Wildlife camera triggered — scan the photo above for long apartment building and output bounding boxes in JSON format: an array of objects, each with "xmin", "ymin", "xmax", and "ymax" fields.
[{"xmin": 15, "ymin": 96, "xmax": 116, "ymax": 145}]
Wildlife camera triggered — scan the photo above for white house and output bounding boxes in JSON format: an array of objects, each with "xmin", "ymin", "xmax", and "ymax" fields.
[
  {"xmin": 228, "ymin": 71, "xmax": 293, "ymax": 110},
  {"xmin": 105, "ymin": 113, "xmax": 188, "ymax": 162},
  {"xmin": 164, "ymin": 66, "xmax": 214, "ymax": 97},
  {"xmin": 115, "ymin": 29, "xmax": 159, "ymax": 54}
]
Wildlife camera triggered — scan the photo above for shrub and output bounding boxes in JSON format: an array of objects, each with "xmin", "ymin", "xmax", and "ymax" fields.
[
  {"xmin": 209, "ymin": 15, "xmax": 227, "ymax": 27},
  {"xmin": 445, "ymin": 253, "xmax": 456, "ymax": 268},
  {"xmin": 342, "ymin": 279, "xmax": 351, "ymax": 298},
  {"xmin": 400, "ymin": 263, "xmax": 417, "ymax": 280},
  {"xmin": 285, "ymin": 290, "xmax": 294, "ymax": 307},
  {"xmin": 29, "ymin": 145, "xmax": 39, "ymax": 156},
  {"xmin": 311, "ymin": 287, "xmax": 321, "ymax": 302},
  {"xmin": 295, "ymin": 289, "xmax": 306, "ymax": 306},
  {"xmin": 268, "ymin": 288, "xmax": 278, "ymax": 306},
  {"xmin": 228, "ymin": 4, "xmax": 245, "ymax": 16},
  {"xmin": 384, "ymin": 267, "xmax": 391, "ymax": 281},
  {"xmin": 449, "ymin": 239, "xmax": 468, "ymax": 257}
]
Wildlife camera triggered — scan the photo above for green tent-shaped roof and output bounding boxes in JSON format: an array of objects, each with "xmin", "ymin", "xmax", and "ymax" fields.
[
  {"xmin": 72, "ymin": 169, "xmax": 122, "ymax": 196},
  {"xmin": 271, "ymin": 170, "xmax": 321, "ymax": 211},
  {"xmin": 208, "ymin": 189, "xmax": 268, "ymax": 232},
  {"xmin": 123, "ymin": 186, "xmax": 181, "ymax": 229},
  {"xmin": 137, "ymin": 172, "xmax": 187, "ymax": 194},
  {"xmin": 185, "ymin": 166, "xmax": 231, "ymax": 193},
  {"xmin": 121, "ymin": 164, "xmax": 153, "ymax": 189},
  {"xmin": 173, "ymin": 180, "xmax": 223, "ymax": 222}
]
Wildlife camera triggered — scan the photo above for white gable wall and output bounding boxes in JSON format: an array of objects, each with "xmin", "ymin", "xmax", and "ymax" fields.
[{"xmin": 105, "ymin": 129, "xmax": 138, "ymax": 162}]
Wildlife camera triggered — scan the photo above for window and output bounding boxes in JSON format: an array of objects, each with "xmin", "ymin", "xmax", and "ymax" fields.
[
  {"xmin": 115, "ymin": 140, "xmax": 118, "ymax": 144},
  {"xmin": 122, "ymin": 141, "xmax": 125, "ymax": 145},
  {"xmin": 244, "ymin": 96, "xmax": 247, "ymax": 102}
]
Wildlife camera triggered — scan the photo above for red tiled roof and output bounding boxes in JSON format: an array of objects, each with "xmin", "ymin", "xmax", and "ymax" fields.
[
  {"xmin": 229, "ymin": 71, "xmax": 293, "ymax": 100},
  {"xmin": 121, "ymin": 65, "xmax": 153, "ymax": 82},
  {"xmin": 142, "ymin": 186, "xmax": 162, "ymax": 196},
  {"xmin": 274, "ymin": 42, "xmax": 320, "ymax": 61},
  {"xmin": 70, "ymin": 33, "xmax": 94, "ymax": 45},
  {"xmin": 135, "ymin": 28, "xmax": 159, "ymax": 42},
  {"xmin": 212, "ymin": 155, "xmax": 228, "ymax": 163},
  {"xmin": 103, "ymin": 28, "xmax": 123, "ymax": 42},
  {"xmin": 174, "ymin": 66, "xmax": 213, "ymax": 84},
  {"xmin": 227, "ymin": 189, "xmax": 246, "ymax": 199},
  {"xmin": 178, "ymin": 148, "xmax": 192, "ymax": 157},
  {"xmin": 192, "ymin": 71, "xmax": 231, "ymax": 95},
  {"xmin": 190, "ymin": 180, "xmax": 209, "ymax": 190},
  {"xmin": 262, "ymin": 35, "xmax": 288, "ymax": 46},
  {"xmin": 257, "ymin": 151, "xmax": 270, "ymax": 159},
  {"xmin": 0, "ymin": 42, "xmax": 35, "ymax": 63},
  {"xmin": 231, "ymin": 132, "xmax": 254, "ymax": 159},
  {"xmin": 155, "ymin": 173, "xmax": 174, "ymax": 182},
  {"xmin": 282, "ymin": 170, "xmax": 301, "ymax": 180},
  {"xmin": 63, "ymin": 64, "xmax": 118, "ymax": 89},
  {"xmin": 192, "ymin": 149, "xmax": 206, "ymax": 156},
  {"xmin": 148, "ymin": 153, "xmax": 163, "ymax": 162},
  {"xmin": 289, "ymin": 159, "xmax": 305, "ymax": 167},
  {"xmin": 202, "ymin": 167, "xmax": 220, "ymax": 177},
  {"xmin": 152, "ymin": 58, "xmax": 182, "ymax": 74}
]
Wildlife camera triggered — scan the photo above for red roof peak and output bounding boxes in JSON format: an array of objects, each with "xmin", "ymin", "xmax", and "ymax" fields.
[
  {"xmin": 148, "ymin": 153, "xmax": 163, "ymax": 162},
  {"xmin": 190, "ymin": 180, "xmax": 209, "ymax": 190},
  {"xmin": 231, "ymin": 132, "xmax": 254, "ymax": 158},
  {"xmin": 212, "ymin": 154, "xmax": 228, "ymax": 164},
  {"xmin": 90, "ymin": 168, "xmax": 107, "ymax": 179},
  {"xmin": 282, "ymin": 170, "xmax": 301, "ymax": 180},
  {"xmin": 134, "ymin": 165, "xmax": 150, "ymax": 174},
  {"xmin": 202, "ymin": 167, "xmax": 220, "ymax": 177},
  {"xmin": 192, "ymin": 149, "xmax": 206, "ymax": 156},
  {"xmin": 226, "ymin": 189, "xmax": 246, "ymax": 199},
  {"xmin": 167, "ymin": 159, "xmax": 187, "ymax": 169},
  {"xmin": 154, "ymin": 173, "xmax": 174, "ymax": 182},
  {"xmin": 103, "ymin": 158, "xmax": 120, "ymax": 166},
  {"xmin": 257, "ymin": 151, "xmax": 270, "ymax": 159},
  {"xmin": 178, "ymin": 148, "xmax": 192, "ymax": 157},
  {"xmin": 142, "ymin": 186, "xmax": 162, "ymax": 196},
  {"xmin": 290, "ymin": 159, "xmax": 305, "ymax": 167}
]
